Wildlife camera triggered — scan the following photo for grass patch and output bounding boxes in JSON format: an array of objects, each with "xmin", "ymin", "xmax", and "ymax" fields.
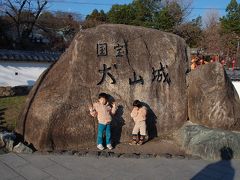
[{"xmin": 0, "ymin": 96, "xmax": 27, "ymax": 131}]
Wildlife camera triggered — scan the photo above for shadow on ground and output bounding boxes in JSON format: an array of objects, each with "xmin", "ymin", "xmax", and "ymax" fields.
[{"xmin": 191, "ymin": 147, "xmax": 235, "ymax": 180}]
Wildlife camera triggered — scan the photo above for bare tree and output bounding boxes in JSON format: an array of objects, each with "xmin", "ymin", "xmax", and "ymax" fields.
[
  {"xmin": 3, "ymin": 0, "xmax": 47, "ymax": 43},
  {"xmin": 201, "ymin": 10, "xmax": 222, "ymax": 55},
  {"xmin": 204, "ymin": 9, "xmax": 220, "ymax": 28}
]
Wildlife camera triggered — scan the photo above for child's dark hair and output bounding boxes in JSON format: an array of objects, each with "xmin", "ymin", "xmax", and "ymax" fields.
[
  {"xmin": 133, "ymin": 100, "xmax": 142, "ymax": 108},
  {"xmin": 98, "ymin": 93, "xmax": 108, "ymax": 100}
]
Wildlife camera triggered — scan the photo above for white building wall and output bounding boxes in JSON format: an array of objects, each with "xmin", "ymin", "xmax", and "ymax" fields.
[
  {"xmin": 0, "ymin": 61, "xmax": 50, "ymax": 87},
  {"xmin": 233, "ymin": 81, "xmax": 240, "ymax": 98}
]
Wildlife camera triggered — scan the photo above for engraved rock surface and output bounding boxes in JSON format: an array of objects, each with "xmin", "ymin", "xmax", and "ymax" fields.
[
  {"xmin": 188, "ymin": 62, "xmax": 240, "ymax": 130},
  {"xmin": 16, "ymin": 24, "xmax": 189, "ymax": 151}
]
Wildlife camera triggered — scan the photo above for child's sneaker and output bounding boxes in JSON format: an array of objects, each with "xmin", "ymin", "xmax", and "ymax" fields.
[
  {"xmin": 97, "ymin": 144, "xmax": 104, "ymax": 150},
  {"xmin": 137, "ymin": 140, "xmax": 144, "ymax": 145},
  {"xmin": 129, "ymin": 140, "xmax": 137, "ymax": 145},
  {"xmin": 107, "ymin": 144, "xmax": 113, "ymax": 150}
]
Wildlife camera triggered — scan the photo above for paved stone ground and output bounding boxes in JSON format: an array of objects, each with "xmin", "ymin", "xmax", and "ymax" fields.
[{"xmin": 0, "ymin": 153, "xmax": 239, "ymax": 180}]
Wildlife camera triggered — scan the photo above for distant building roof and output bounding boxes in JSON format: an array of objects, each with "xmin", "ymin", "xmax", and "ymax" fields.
[{"xmin": 0, "ymin": 49, "xmax": 61, "ymax": 62}]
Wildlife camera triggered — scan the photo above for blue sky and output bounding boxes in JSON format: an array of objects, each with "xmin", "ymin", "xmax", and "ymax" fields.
[{"xmin": 47, "ymin": 0, "xmax": 237, "ymax": 20}]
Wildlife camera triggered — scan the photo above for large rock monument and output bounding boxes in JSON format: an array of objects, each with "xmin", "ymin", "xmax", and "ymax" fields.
[
  {"xmin": 16, "ymin": 24, "xmax": 240, "ymax": 155},
  {"xmin": 16, "ymin": 24, "xmax": 189, "ymax": 151}
]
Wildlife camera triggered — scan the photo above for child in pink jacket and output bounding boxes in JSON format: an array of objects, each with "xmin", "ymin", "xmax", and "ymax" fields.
[
  {"xmin": 129, "ymin": 100, "xmax": 147, "ymax": 145},
  {"xmin": 89, "ymin": 93, "xmax": 117, "ymax": 150}
]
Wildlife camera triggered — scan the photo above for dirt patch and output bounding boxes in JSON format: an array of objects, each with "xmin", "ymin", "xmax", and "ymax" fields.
[
  {"xmin": 76, "ymin": 139, "xmax": 185, "ymax": 156},
  {"xmin": 113, "ymin": 140, "xmax": 185, "ymax": 155}
]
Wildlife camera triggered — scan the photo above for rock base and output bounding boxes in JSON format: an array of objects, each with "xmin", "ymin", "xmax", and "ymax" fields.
[
  {"xmin": 174, "ymin": 122, "xmax": 240, "ymax": 160},
  {"xmin": 0, "ymin": 131, "xmax": 34, "ymax": 154}
]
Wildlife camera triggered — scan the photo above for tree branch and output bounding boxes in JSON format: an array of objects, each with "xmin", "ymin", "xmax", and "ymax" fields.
[
  {"xmin": 5, "ymin": 11, "xmax": 18, "ymax": 24},
  {"xmin": 25, "ymin": 0, "xmax": 48, "ymax": 38},
  {"xmin": 18, "ymin": 0, "xmax": 28, "ymax": 17}
]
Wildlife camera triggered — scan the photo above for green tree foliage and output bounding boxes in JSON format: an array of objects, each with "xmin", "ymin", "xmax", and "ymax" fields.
[
  {"xmin": 85, "ymin": 0, "xmax": 202, "ymax": 47},
  {"xmin": 130, "ymin": 0, "xmax": 157, "ymax": 27},
  {"xmin": 220, "ymin": 0, "xmax": 240, "ymax": 56},
  {"xmin": 86, "ymin": 0, "xmax": 162, "ymax": 28},
  {"xmin": 107, "ymin": 0, "xmax": 161, "ymax": 28},
  {"xmin": 221, "ymin": 0, "xmax": 240, "ymax": 34},
  {"xmin": 86, "ymin": 9, "xmax": 107, "ymax": 22},
  {"xmin": 106, "ymin": 0, "xmax": 184, "ymax": 30},
  {"xmin": 84, "ymin": 9, "xmax": 108, "ymax": 28},
  {"xmin": 153, "ymin": 2, "xmax": 183, "ymax": 31},
  {"xmin": 107, "ymin": 4, "xmax": 135, "ymax": 24}
]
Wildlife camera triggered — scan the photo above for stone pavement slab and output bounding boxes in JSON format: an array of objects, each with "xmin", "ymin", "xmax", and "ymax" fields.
[
  {"xmin": 0, "ymin": 153, "xmax": 239, "ymax": 180},
  {"xmin": 0, "ymin": 161, "xmax": 20, "ymax": 179},
  {"xmin": 19, "ymin": 154, "xmax": 56, "ymax": 169},
  {"xmin": 0, "ymin": 153, "xmax": 28, "ymax": 168},
  {"xmin": 14, "ymin": 164, "xmax": 50, "ymax": 180}
]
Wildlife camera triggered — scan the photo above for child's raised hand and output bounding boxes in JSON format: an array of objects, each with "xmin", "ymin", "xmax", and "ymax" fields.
[{"xmin": 112, "ymin": 102, "xmax": 117, "ymax": 109}]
